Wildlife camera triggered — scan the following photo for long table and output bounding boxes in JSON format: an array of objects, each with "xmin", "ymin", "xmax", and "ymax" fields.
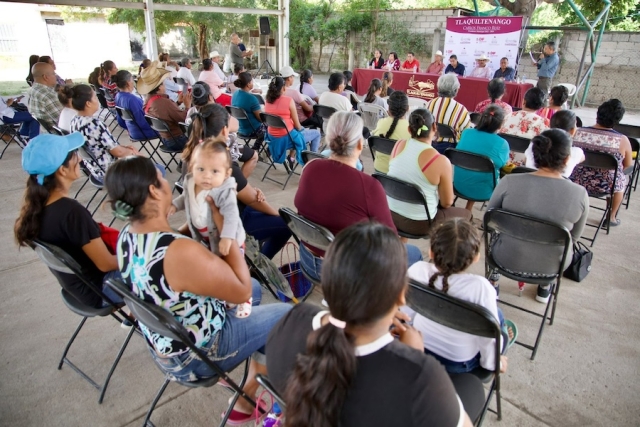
[{"xmin": 351, "ymin": 68, "xmax": 533, "ymax": 111}]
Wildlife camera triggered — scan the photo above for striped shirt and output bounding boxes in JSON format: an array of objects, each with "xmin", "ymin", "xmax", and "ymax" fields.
[
  {"xmin": 426, "ymin": 97, "xmax": 471, "ymax": 143},
  {"xmin": 28, "ymin": 82, "xmax": 63, "ymax": 128}
]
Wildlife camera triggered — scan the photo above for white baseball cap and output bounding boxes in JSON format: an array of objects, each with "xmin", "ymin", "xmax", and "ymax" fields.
[
  {"xmin": 209, "ymin": 51, "xmax": 221, "ymax": 58},
  {"xmin": 435, "ymin": 50, "xmax": 443, "ymax": 56},
  {"xmin": 280, "ymin": 66, "xmax": 299, "ymax": 78}
]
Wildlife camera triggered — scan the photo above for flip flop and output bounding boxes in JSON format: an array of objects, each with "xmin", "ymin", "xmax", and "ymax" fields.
[
  {"xmin": 222, "ymin": 396, "xmax": 269, "ymax": 426},
  {"xmin": 504, "ymin": 319, "xmax": 518, "ymax": 350},
  {"xmin": 609, "ymin": 218, "xmax": 621, "ymax": 227}
]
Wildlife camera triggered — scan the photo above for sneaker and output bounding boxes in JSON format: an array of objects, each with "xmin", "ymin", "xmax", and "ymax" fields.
[
  {"xmin": 535, "ymin": 284, "xmax": 551, "ymax": 304},
  {"xmin": 121, "ymin": 319, "xmax": 133, "ymax": 329}
]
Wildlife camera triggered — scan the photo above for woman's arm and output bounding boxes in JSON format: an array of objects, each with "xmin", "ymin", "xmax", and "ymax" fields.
[
  {"xmin": 110, "ymin": 145, "xmax": 138, "ymax": 158},
  {"xmin": 620, "ymin": 135, "xmax": 633, "ymax": 169},
  {"xmin": 82, "ymin": 238, "xmax": 118, "ymax": 272},
  {"xmin": 435, "ymin": 158, "xmax": 455, "ymax": 208},
  {"xmin": 237, "ymin": 183, "xmax": 279, "ymax": 216},
  {"xmin": 487, "ymin": 178, "xmax": 508, "ymax": 210},
  {"xmin": 571, "ymin": 190, "xmax": 590, "ymax": 241},
  {"xmin": 290, "ymin": 98, "xmax": 302, "ymax": 129}
]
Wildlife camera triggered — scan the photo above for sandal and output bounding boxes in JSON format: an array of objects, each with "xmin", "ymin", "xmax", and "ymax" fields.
[
  {"xmin": 222, "ymin": 396, "xmax": 269, "ymax": 426},
  {"xmin": 609, "ymin": 218, "xmax": 621, "ymax": 227},
  {"xmin": 504, "ymin": 319, "xmax": 518, "ymax": 350}
]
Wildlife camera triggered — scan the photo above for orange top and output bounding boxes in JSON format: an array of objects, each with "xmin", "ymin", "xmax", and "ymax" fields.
[{"xmin": 264, "ymin": 95, "xmax": 294, "ymax": 137}]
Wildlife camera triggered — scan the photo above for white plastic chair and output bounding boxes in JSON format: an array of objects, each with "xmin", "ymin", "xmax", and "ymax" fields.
[
  {"xmin": 407, "ymin": 97, "xmax": 427, "ymax": 112},
  {"xmin": 558, "ymin": 83, "xmax": 577, "ymax": 96},
  {"xmin": 358, "ymin": 103, "xmax": 388, "ymax": 130}
]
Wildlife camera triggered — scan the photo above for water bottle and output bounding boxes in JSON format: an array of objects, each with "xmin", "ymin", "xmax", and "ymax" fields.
[{"xmin": 263, "ymin": 402, "xmax": 282, "ymax": 427}]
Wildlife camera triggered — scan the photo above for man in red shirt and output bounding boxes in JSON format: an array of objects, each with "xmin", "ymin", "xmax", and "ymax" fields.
[{"xmin": 401, "ymin": 52, "xmax": 420, "ymax": 72}]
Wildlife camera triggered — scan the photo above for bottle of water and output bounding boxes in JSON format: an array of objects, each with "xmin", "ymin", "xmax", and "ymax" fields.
[{"xmin": 263, "ymin": 402, "xmax": 282, "ymax": 427}]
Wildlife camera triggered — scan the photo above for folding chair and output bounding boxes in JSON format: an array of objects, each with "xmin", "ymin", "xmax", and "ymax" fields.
[
  {"xmin": 226, "ymin": 105, "xmax": 261, "ymax": 148},
  {"xmin": 255, "ymin": 374, "xmax": 286, "ymax": 410},
  {"xmin": 174, "ymin": 77, "xmax": 187, "ymax": 92},
  {"xmin": 445, "ymin": 148, "xmax": 497, "ymax": 208},
  {"xmin": 254, "ymin": 93, "xmax": 265, "ymax": 105},
  {"xmin": 407, "ymin": 96, "xmax": 426, "ymax": 112},
  {"xmin": 469, "ymin": 112, "xmax": 481, "ymax": 126},
  {"xmin": 498, "ymin": 133, "xmax": 530, "ymax": 154},
  {"xmin": 106, "ymin": 278, "xmax": 258, "ymax": 427},
  {"xmin": 30, "ymin": 240, "xmax": 136, "ymax": 404},
  {"xmin": 77, "ymin": 145, "xmax": 108, "ymax": 216},
  {"xmin": 576, "ymin": 150, "xmax": 618, "ymax": 247},
  {"xmin": 279, "ymin": 207, "xmax": 334, "ymax": 296},
  {"xmin": 358, "ymin": 102, "xmax": 388, "ymax": 130},
  {"xmin": 312, "ymin": 104, "xmax": 337, "ymax": 122},
  {"xmin": 96, "ymin": 88, "xmax": 118, "ymax": 128},
  {"xmin": 300, "ymin": 150, "xmax": 326, "ymax": 164},
  {"xmin": 437, "ymin": 123, "xmax": 458, "ymax": 145},
  {"xmin": 368, "ymin": 136, "xmax": 397, "ymax": 167},
  {"xmin": 145, "ymin": 115, "xmax": 183, "ymax": 172},
  {"xmin": 115, "ymin": 106, "xmax": 163, "ymax": 164},
  {"xmin": 483, "ymin": 209, "xmax": 571, "ymax": 360},
  {"xmin": 510, "ymin": 166, "xmax": 536, "ymax": 174},
  {"xmin": 614, "ymin": 123, "xmax": 640, "ymax": 139},
  {"xmin": 35, "ymin": 117, "xmax": 56, "ymax": 134},
  {"xmin": 623, "ymin": 137, "xmax": 639, "ymax": 208},
  {"xmin": 52, "ymin": 125, "xmax": 70, "ymax": 136},
  {"xmin": 260, "ymin": 113, "xmax": 304, "ymax": 190},
  {"xmin": 0, "ymin": 118, "xmax": 27, "ymax": 159},
  {"xmin": 372, "ymin": 173, "xmax": 433, "ymax": 240},
  {"xmin": 406, "ymin": 279, "xmax": 502, "ymax": 425}
]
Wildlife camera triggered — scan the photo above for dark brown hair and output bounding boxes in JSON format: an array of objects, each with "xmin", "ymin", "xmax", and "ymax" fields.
[
  {"xmin": 266, "ymin": 77, "xmax": 285, "ymax": 103},
  {"xmin": 476, "ymin": 104, "xmax": 505, "ymax": 134},
  {"xmin": 382, "ymin": 91, "xmax": 408, "ymax": 139},
  {"xmin": 364, "ymin": 78, "xmax": 382, "ymax": 104},
  {"xmin": 193, "ymin": 139, "xmax": 232, "ymax": 170},
  {"xmin": 531, "ymin": 129, "xmax": 572, "ymax": 171},
  {"xmin": 59, "ymin": 84, "xmax": 94, "ymax": 111},
  {"xmin": 408, "ymin": 108, "xmax": 435, "ymax": 139},
  {"xmin": 183, "ymin": 103, "xmax": 229, "ymax": 166}
]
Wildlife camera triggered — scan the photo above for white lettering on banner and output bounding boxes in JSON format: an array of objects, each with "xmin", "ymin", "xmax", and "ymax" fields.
[{"xmin": 456, "ymin": 18, "xmax": 512, "ymax": 26}]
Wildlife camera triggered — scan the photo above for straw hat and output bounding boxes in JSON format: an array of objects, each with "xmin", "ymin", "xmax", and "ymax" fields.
[
  {"xmin": 476, "ymin": 54, "xmax": 489, "ymax": 61},
  {"xmin": 137, "ymin": 60, "xmax": 170, "ymax": 95}
]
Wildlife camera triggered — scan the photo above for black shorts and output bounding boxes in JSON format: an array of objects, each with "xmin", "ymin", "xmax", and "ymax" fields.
[{"xmin": 239, "ymin": 145, "xmax": 255, "ymax": 162}]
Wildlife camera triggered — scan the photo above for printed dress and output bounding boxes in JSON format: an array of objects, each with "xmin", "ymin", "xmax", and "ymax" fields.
[{"xmin": 70, "ymin": 115, "xmax": 118, "ymax": 180}]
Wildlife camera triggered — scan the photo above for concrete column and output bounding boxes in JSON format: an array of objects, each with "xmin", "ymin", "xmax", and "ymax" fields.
[
  {"xmin": 283, "ymin": 0, "xmax": 290, "ymax": 69},
  {"xmin": 432, "ymin": 27, "xmax": 441, "ymax": 61},
  {"xmin": 348, "ymin": 31, "xmax": 355, "ymax": 71},
  {"xmin": 143, "ymin": 0, "xmax": 158, "ymax": 60}
]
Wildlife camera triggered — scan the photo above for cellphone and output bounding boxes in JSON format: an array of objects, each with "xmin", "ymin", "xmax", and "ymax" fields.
[{"xmin": 15, "ymin": 95, "xmax": 24, "ymax": 101}]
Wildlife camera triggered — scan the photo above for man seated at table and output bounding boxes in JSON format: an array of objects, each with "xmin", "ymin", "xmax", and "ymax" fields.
[
  {"xmin": 426, "ymin": 50, "xmax": 445, "ymax": 75},
  {"xmin": 493, "ymin": 57, "xmax": 515, "ymax": 81},
  {"xmin": 400, "ymin": 52, "xmax": 420, "ymax": 72},
  {"xmin": 444, "ymin": 55, "xmax": 465, "ymax": 76},
  {"xmin": 470, "ymin": 54, "xmax": 493, "ymax": 79}
]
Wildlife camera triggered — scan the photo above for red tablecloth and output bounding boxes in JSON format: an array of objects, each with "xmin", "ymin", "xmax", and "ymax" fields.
[{"xmin": 351, "ymin": 68, "xmax": 533, "ymax": 111}]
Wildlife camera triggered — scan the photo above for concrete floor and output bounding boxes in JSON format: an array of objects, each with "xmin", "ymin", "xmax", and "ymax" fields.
[{"xmin": 1, "ymin": 76, "xmax": 640, "ymax": 427}]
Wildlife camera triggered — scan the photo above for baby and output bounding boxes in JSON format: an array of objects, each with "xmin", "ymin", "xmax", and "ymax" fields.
[{"xmin": 169, "ymin": 139, "xmax": 251, "ymax": 318}]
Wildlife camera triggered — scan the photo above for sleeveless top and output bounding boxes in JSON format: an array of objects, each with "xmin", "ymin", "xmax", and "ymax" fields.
[
  {"xmin": 265, "ymin": 95, "xmax": 294, "ymax": 137},
  {"xmin": 387, "ymin": 139, "xmax": 440, "ymax": 221},
  {"xmin": 117, "ymin": 226, "xmax": 226, "ymax": 357}
]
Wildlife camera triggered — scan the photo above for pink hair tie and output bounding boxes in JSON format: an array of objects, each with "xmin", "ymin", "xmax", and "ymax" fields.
[{"xmin": 328, "ymin": 315, "xmax": 346, "ymax": 329}]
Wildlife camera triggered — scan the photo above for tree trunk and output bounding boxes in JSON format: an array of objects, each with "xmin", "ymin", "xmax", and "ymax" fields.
[
  {"xmin": 317, "ymin": 37, "xmax": 324, "ymax": 71},
  {"xmin": 198, "ymin": 24, "xmax": 208, "ymax": 60}
]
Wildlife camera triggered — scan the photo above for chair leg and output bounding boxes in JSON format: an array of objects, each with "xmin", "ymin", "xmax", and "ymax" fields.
[
  {"xmin": 219, "ymin": 359, "xmax": 251, "ymax": 427},
  {"xmin": 73, "ymin": 178, "xmax": 90, "ymax": 199},
  {"xmin": 98, "ymin": 325, "xmax": 136, "ymax": 403},
  {"xmin": 530, "ymin": 284, "xmax": 556, "ymax": 361},
  {"xmin": 144, "ymin": 378, "xmax": 171, "ymax": 427},
  {"xmin": 59, "ymin": 317, "xmax": 88, "ymax": 370},
  {"xmin": 90, "ymin": 192, "xmax": 109, "ymax": 216}
]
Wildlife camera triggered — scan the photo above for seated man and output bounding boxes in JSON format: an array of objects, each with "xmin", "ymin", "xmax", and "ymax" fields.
[
  {"xmin": 0, "ymin": 95, "xmax": 40, "ymax": 140},
  {"xmin": 38, "ymin": 56, "xmax": 73, "ymax": 86},
  {"xmin": 444, "ymin": 54, "xmax": 465, "ymax": 76},
  {"xmin": 177, "ymin": 57, "xmax": 197, "ymax": 90},
  {"xmin": 209, "ymin": 51, "xmax": 227, "ymax": 81},
  {"xmin": 469, "ymin": 54, "xmax": 493, "ymax": 79},
  {"xmin": 400, "ymin": 52, "xmax": 420, "ymax": 72},
  {"xmin": 28, "ymin": 62, "xmax": 64, "ymax": 130},
  {"xmin": 493, "ymin": 57, "xmax": 515, "ymax": 81},
  {"xmin": 426, "ymin": 50, "xmax": 445, "ymax": 75}
]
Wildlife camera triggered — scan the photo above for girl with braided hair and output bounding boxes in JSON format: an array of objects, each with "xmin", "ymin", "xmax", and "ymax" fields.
[
  {"xmin": 372, "ymin": 91, "xmax": 411, "ymax": 173},
  {"xmin": 406, "ymin": 218, "xmax": 513, "ymax": 374}
]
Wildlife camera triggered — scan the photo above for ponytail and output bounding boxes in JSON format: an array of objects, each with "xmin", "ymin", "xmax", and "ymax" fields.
[
  {"xmin": 384, "ymin": 116, "xmax": 400, "ymax": 139},
  {"xmin": 427, "ymin": 272, "xmax": 452, "ymax": 294}
]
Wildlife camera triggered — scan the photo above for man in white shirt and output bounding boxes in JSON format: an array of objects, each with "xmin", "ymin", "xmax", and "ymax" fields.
[
  {"xmin": 209, "ymin": 51, "xmax": 227, "ymax": 81},
  {"xmin": 0, "ymin": 96, "xmax": 40, "ymax": 140},
  {"xmin": 469, "ymin": 54, "xmax": 493, "ymax": 79},
  {"xmin": 177, "ymin": 57, "xmax": 197, "ymax": 90},
  {"xmin": 281, "ymin": 66, "xmax": 321, "ymax": 129}
]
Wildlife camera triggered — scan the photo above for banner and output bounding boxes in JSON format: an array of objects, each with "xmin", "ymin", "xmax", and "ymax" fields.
[{"xmin": 444, "ymin": 16, "xmax": 523, "ymax": 77}]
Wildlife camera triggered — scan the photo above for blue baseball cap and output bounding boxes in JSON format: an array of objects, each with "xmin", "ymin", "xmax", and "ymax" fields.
[{"xmin": 22, "ymin": 133, "xmax": 85, "ymax": 184}]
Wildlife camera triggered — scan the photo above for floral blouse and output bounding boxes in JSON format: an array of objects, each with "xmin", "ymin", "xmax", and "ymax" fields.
[
  {"xmin": 474, "ymin": 99, "xmax": 513, "ymax": 116},
  {"xmin": 384, "ymin": 59, "xmax": 400, "ymax": 71},
  {"xmin": 499, "ymin": 110, "xmax": 549, "ymax": 139}
]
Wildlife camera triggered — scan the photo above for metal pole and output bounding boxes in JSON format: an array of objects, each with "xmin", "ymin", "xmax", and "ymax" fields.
[
  {"xmin": 583, "ymin": 3, "xmax": 610, "ymax": 105},
  {"xmin": 283, "ymin": 0, "xmax": 290, "ymax": 68},
  {"xmin": 472, "ymin": 0, "xmax": 479, "ymax": 16},
  {"xmin": 143, "ymin": 0, "xmax": 158, "ymax": 60}
]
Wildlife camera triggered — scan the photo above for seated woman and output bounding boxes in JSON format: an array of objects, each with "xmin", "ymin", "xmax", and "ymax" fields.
[
  {"xmin": 369, "ymin": 49, "xmax": 385, "ymax": 69},
  {"xmin": 488, "ymin": 129, "xmax": 590, "ymax": 303},
  {"xmin": 104, "ymin": 156, "xmax": 291, "ymax": 424},
  {"xmin": 454, "ymin": 105, "xmax": 510, "ymax": 211},
  {"xmin": 387, "ymin": 108, "xmax": 472, "ymax": 235},
  {"xmin": 295, "ymin": 112, "xmax": 423, "ymax": 281},
  {"xmin": 15, "ymin": 133, "xmax": 122, "ymax": 308},
  {"xmin": 88, "ymin": 60, "xmax": 118, "ymax": 107},
  {"xmin": 426, "ymin": 73, "xmax": 472, "ymax": 153},
  {"xmin": 138, "ymin": 61, "xmax": 192, "ymax": 151},
  {"xmin": 569, "ymin": 99, "xmax": 632, "ymax": 227},
  {"xmin": 227, "ymin": 63, "xmax": 245, "ymax": 95},
  {"xmin": 500, "ymin": 87, "xmax": 549, "ymax": 139},
  {"xmin": 56, "ymin": 89, "xmax": 76, "ymax": 133},
  {"xmin": 381, "ymin": 71, "xmax": 394, "ymax": 97},
  {"xmin": 67, "ymin": 84, "xmax": 140, "ymax": 182},
  {"xmin": 198, "ymin": 59, "xmax": 232, "ymax": 106},
  {"xmin": 267, "ymin": 222, "xmax": 481, "ymax": 427},
  {"xmin": 384, "ymin": 51, "xmax": 401, "ymax": 71},
  {"xmin": 536, "ymin": 85, "xmax": 569, "ymax": 121},
  {"xmin": 318, "ymin": 72, "xmax": 352, "ymax": 112},
  {"xmin": 264, "ymin": 77, "xmax": 321, "ymax": 166},
  {"xmin": 363, "ymin": 78, "xmax": 389, "ymax": 114},
  {"xmin": 372, "ymin": 91, "xmax": 411, "ymax": 173},
  {"xmin": 343, "ymin": 70, "xmax": 355, "ymax": 92},
  {"xmin": 525, "ymin": 109, "xmax": 585, "ymax": 178},
  {"xmin": 299, "ymin": 69, "xmax": 319, "ymax": 104},
  {"xmin": 113, "ymin": 70, "xmax": 158, "ymax": 141},
  {"xmin": 231, "ymin": 73, "xmax": 267, "ymax": 151},
  {"xmin": 184, "ymin": 103, "xmax": 292, "ymax": 259},
  {"xmin": 474, "ymin": 78, "xmax": 513, "ymax": 116}
]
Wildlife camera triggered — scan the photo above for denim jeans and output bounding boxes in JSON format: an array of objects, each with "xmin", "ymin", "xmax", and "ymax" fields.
[
  {"xmin": 148, "ymin": 279, "xmax": 291, "ymax": 382},
  {"xmin": 162, "ymin": 133, "xmax": 188, "ymax": 151},
  {"xmin": 3, "ymin": 111, "xmax": 40, "ymax": 139},
  {"xmin": 240, "ymin": 206, "xmax": 292, "ymax": 259},
  {"xmin": 101, "ymin": 270, "xmax": 124, "ymax": 307},
  {"xmin": 301, "ymin": 128, "xmax": 321, "ymax": 152}
]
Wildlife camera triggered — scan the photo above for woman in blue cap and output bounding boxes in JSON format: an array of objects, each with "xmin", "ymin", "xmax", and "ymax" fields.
[{"xmin": 14, "ymin": 133, "xmax": 123, "ymax": 308}]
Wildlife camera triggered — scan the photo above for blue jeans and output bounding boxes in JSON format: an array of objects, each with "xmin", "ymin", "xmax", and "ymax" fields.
[
  {"xmin": 3, "ymin": 111, "xmax": 40, "ymax": 139},
  {"xmin": 162, "ymin": 133, "xmax": 188, "ymax": 151},
  {"xmin": 300, "ymin": 242, "xmax": 423, "ymax": 283},
  {"xmin": 102, "ymin": 270, "xmax": 124, "ymax": 307},
  {"xmin": 240, "ymin": 206, "xmax": 292, "ymax": 259},
  {"xmin": 148, "ymin": 279, "xmax": 291, "ymax": 382},
  {"xmin": 301, "ymin": 128, "xmax": 321, "ymax": 152}
]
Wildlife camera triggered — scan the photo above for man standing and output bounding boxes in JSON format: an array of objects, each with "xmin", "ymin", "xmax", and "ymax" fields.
[
  {"xmin": 229, "ymin": 33, "xmax": 253, "ymax": 69},
  {"xmin": 426, "ymin": 50, "xmax": 445, "ymax": 75},
  {"xmin": 400, "ymin": 52, "xmax": 420, "ymax": 72},
  {"xmin": 534, "ymin": 42, "xmax": 559, "ymax": 95},
  {"xmin": 493, "ymin": 57, "xmax": 515, "ymax": 81},
  {"xmin": 469, "ymin": 54, "xmax": 493, "ymax": 79},
  {"xmin": 28, "ymin": 62, "xmax": 63, "ymax": 129},
  {"xmin": 177, "ymin": 57, "xmax": 197, "ymax": 89}
]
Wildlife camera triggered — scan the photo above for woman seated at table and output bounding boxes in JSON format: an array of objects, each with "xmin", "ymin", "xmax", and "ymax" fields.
[
  {"xmin": 387, "ymin": 108, "xmax": 472, "ymax": 234},
  {"xmin": 104, "ymin": 156, "xmax": 291, "ymax": 424},
  {"xmin": 569, "ymin": 99, "xmax": 632, "ymax": 227},
  {"xmin": 384, "ymin": 52, "xmax": 401, "ymax": 71},
  {"xmin": 113, "ymin": 70, "xmax": 158, "ymax": 141},
  {"xmin": 488, "ymin": 129, "xmax": 589, "ymax": 304},
  {"xmin": 369, "ymin": 49, "xmax": 385, "ymax": 69},
  {"xmin": 198, "ymin": 58, "xmax": 231, "ymax": 107},
  {"xmin": 536, "ymin": 85, "xmax": 568, "ymax": 121},
  {"xmin": 266, "ymin": 222, "xmax": 480, "ymax": 427},
  {"xmin": 15, "ymin": 133, "xmax": 123, "ymax": 309},
  {"xmin": 500, "ymin": 87, "xmax": 549, "ymax": 139},
  {"xmin": 426, "ymin": 73, "xmax": 472, "ymax": 153},
  {"xmin": 381, "ymin": 71, "xmax": 394, "ymax": 97},
  {"xmin": 67, "ymin": 84, "xmax": 140, "ymax": 182},
  {"xmin": 372, "ymin": 91, "xmax": 411, "ymax": 173},
  {"xmin": 474, "ymin": 78, "xmax": 513, "ymax": 116},
  {"xmin": 363, "ymin": 78, "xmax": 388, "ymax": 114},
  {"xmin": 525, "ymin": 110, "xmax": 585, "ymax": 178},
  {"xmin": 295, "ymin": 112, "xmax": 423, "ymax": 281},
  {"xmin": 454, "ymin": 105, "xmax": 510, "ymax": 211}
]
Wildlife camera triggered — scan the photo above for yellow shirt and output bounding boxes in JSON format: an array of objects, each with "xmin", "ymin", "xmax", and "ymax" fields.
[{"xmin": 372, "ymin": 117, "xmax": 412, "ymax": 173}]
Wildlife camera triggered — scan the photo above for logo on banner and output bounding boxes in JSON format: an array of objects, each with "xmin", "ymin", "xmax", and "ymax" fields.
[
  {"xmin": 474, "ymin": 50, "xmax": 485, "ymax": 56},
  {"xmin": 475, "ymin": 37, "xmax": 486, "ymax": 44},
  {"xmin": 460, "ymin": 37, "xmax": 471, "ymax": 44},
  {"xmin": 406, "ymin": 76, "xmax": 436, "ymax": 100},
  {"xmin": 446, "ymin": 49, "xmax": 454, "ymax": 55},
  {"xmin": 491, "ymin": 36, "xmax": 498, "ymax": 44},
  {"xmin": 487, "ymin": 51, "xmax": 498, "ymax": 57},
  {"xmin": 505, "ymin": 38, "xmax": 518, "ymax": 46}
]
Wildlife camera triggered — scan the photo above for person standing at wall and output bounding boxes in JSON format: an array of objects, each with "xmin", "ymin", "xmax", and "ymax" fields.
[{"xmin": 533, "ymin": 42, "xmax": 560, "ymax": 95}]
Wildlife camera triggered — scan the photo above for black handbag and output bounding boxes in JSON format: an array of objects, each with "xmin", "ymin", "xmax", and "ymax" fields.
[{"xmin": 563, "ymin": 241, "xmax": 593, "ymax": 282}]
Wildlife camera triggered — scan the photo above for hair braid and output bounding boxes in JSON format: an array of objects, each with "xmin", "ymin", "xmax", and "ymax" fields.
[{"xmin": 384, "ymin": 116, "xmax": 400, "ymax": 139}]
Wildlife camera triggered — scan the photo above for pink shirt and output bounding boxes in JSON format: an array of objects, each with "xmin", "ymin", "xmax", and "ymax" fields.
[
  {"xmin": 198, "ymin": 69, "xmax": 224, "ymax": 99},
  {"xmin": 264, "ymin": 95, "xmax": 294, "ymax": 137},
  {"xmin": 474, "ymin": 99, "xmax": 513, "ymax": 116},
  {"xmin": 285, "ymin": 88, "xmax": 310, "ymax": 121},
  {"xmin": 426, "ymin": 62, "xmax": 445, "ymax": 75}
]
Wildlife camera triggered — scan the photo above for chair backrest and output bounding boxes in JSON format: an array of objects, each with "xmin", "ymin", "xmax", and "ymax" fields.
[
  {"xmin": 510, "ymin": 166, "xmax": 536, "ymax": 174},
  {"xmin": 313, "ymin": 104, "xmax": 337, "ymax": 120},
  {"xmin": 407, "ymin": 97, "xmax": 427, "ymax": 110},
  {"xmin": 613, "ymin": 123, "xmax": 640, "ymax": 139},
  {"xmin": 372, "ymin": 173, "xmax": 432, "ymax": 223},
  {"xmin": 469, "ymin": 112, "xmax": 481, "ymax": 126},
  {"xmin": 35, "ymin": 117, "xmax": 55, "ymax": 134},
  {"xmin": 498, "ymin": 133, "xmax": 530, "ymax": 153},
  {"xmin": 279, "ymin": 207, "xmax": 334, "ymax": 252},
  {"xmin": 301, "ymin": 150, "xmax": 327, "ymax": 164},
  {"xmin": 436, "ymin": 123, "xmax": 457, "ymax": 142},
  {"xmin": 100, "ymin": 87, "xmax": 115, "ymax": 104},
  {"xmin": 95, "ymin": 89, "xmax": 110, "ymax": 110},
  {"xmin": 368, "ymin": 136, "xmax": 397, "ymax": 161},
  {"xmin": 358, "ymin": 102, "xmax": 387, "ymax": 129},
  {"xmin": 445, "ymin": 148, "xmax": 495, "ymax": 174},
  {"xmin": 226, "ymin": 105, "xmax": 258, "ymax": 134},
  {"xmin": 51, "ymin": 125, "xmax": 69, "ymax": 136},
  {"xmin": 116, "ymin": 106, "xmax": 134, "ymax": 122},
  {"xmin": 178, "ymin": 122, "xmax": 189, "ymax": 136},
  {"xmin": 256, "ymin": 374, "xmax": 286, "ymax": 409},
  {"xmin": 260, "ymin": 112, "xmax": 287, "ymax": 130},
  {"xmin": 145, "ymin": 115, "xmax": 171, "ymax": 133},
  {"xmin": 558, "ymin": 83, "xmax": 577, "ymax": 97},
  {"xmin": 254, "ymin": 93, "xmax": 265, "ymax": 105},
  {"xmin": 629, "ymin": 137, "xmax": 639, "ymax": 153},
  {"xmin": 581, "ymin": 149, "xmax": 618, "ymax": 171}
]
